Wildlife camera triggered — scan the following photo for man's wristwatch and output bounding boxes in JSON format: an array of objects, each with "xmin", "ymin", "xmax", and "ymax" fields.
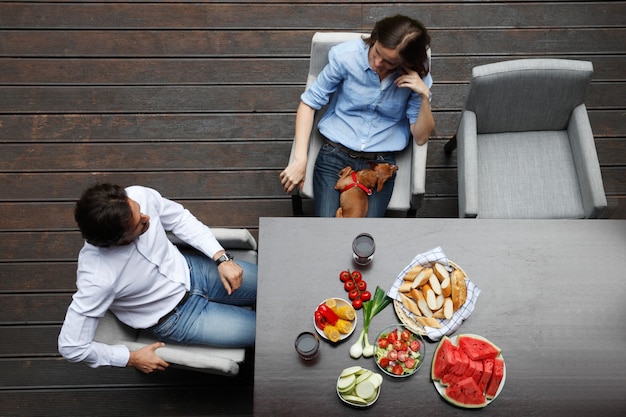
[{"xmin": 215, "ymin": 252, "xmax": 234, "ymax": 267}]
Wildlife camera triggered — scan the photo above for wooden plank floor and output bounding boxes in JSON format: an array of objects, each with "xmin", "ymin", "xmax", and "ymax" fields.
[{"xmin": 1, "ymin": 1, "xmax": 624, "ymax": 415}]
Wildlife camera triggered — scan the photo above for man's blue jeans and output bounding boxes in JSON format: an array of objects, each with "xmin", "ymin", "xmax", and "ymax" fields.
[
  {"xmin": 313, "ymin": 142, "xmax": 396, "ymax": 217},
  {"xmin": 151, "ymin": 249, "xmax": 257, "ymax": 347}
]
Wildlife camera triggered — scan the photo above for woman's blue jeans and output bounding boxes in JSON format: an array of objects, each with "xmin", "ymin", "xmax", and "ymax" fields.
[
  {"xmin": 150, "ymin": 249, "xmax": 257, "ymax": 347},
  {"xmin": 313, "ymin": 142, "xmax": 396, "ymax": 217}
]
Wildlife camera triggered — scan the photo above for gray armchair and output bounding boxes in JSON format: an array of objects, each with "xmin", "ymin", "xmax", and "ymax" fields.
[
  {"xmin": 94, "ymin": 228, "xmax": 257, "ymax": 375},
  {"xmin": 290, "ymin": 32, "xmax": 430, "ymax": 216},
  {"xmin": 445, "ymin": 59, "xmax": 606, "ymax": 218}
]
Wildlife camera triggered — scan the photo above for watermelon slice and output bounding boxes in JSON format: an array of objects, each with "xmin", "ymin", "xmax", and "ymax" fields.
[
  {"xmin": 431, "ymin": 336, "xmax": 456, "ymax": 381},
  {"xmin": 444, "ymin": 377, "xmax": 487, "ymax": 408},
  {"xmin": 485, "ymin": 357, "xmax": 505, "ymax": 399},
  {"xmin": 471, "ymin": 359, "xmax": 483, "ymax": 385},
  {"xmin": 441, "ymin": 349, "xmax": 467, "ymax": 385},
  {"xmin": 462, "ymin": 357, "xmax": 477, "ymax": 379},
  {"xmin": 456, "ymin": 350, "xmax": 470, "ymax": 375},
  {"xmin": 458, "ymin": 334, "xmax": 501, "ymax": 361},
  {"xmin": 447, "ymin": 350, "xmax": 464, "ymax": 376},
  {"xmin": 478, "ymin": 359, "xmax": 493, "ymax": 393}
]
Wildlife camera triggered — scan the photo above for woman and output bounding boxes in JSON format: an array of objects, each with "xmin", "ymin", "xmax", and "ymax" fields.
[{"xmin": 280, "ymin": 15, "xmax": 435, "ymax": 217}]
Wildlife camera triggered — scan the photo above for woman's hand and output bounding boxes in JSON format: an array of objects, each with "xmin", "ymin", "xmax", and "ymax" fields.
[
  {"xmin": 396, "ymin": 67, "xmax": 435, "ymax": 145},
  {"xmin": 279, "ymin": 159, "xmax": 307, "ymax": 194},
  {"xmin": 280, "ymin": 102, "xmax": 316, "ymax": 194},
  {"xmin": 395, "ymin": 67, "xmax": 431, "ymax": 99}
]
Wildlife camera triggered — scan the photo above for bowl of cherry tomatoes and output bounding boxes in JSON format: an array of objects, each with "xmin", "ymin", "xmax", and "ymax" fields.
[{"xmin": 374, "ymin": 324, "xmax": 425, "ymax": 378}]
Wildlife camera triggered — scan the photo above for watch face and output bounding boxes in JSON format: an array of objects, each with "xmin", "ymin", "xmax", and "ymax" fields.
[{"xmin": 217, "ymin": 252, "xmax": 233, "ymax": 265}]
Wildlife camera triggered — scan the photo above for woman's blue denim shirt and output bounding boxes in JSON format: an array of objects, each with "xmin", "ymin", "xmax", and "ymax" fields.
[{"xmin": 301, "ymin": 38, "xmax": 433, "ymax": 153}]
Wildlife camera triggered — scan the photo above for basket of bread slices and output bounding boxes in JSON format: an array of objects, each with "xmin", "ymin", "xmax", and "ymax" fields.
[{"xmin": 388, "ymin": 247, "xmax": 480, "ymax": 339}]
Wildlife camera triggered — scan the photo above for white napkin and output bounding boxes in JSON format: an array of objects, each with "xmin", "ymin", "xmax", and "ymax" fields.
[{"xmin": 387, "ymin": 246, "xmax": 481, "ymax": 341}]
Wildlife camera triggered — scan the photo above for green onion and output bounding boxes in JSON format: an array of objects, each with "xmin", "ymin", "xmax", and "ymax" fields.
[{"xmin": 357, "ymin": 286, "xmax": 391, "ymax": 358}]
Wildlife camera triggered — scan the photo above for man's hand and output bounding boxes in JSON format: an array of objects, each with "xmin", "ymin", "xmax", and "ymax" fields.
[
  {"xmin": 217, "ymin": 258, "xmax": 244, "ymax": 295},
  {"xmin": 127, "ymin": 342, "xmax": 169, "ymax": 374}
]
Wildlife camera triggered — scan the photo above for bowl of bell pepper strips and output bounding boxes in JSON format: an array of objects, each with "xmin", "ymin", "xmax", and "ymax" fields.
[{"xmin": 313, "ymin": 298, "xmax": 357, "ymax": 342}]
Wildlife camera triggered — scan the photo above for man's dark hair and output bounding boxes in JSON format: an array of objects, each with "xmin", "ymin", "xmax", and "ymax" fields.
[{"xmin": 74, "ymin": 183, "xmax": 132, "ymax": 247}]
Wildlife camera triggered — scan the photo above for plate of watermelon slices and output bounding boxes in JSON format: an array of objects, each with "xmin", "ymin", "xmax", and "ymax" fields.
[{"xmin": 431, "ymin": 334, "xmax": 505, "ymax": 408}]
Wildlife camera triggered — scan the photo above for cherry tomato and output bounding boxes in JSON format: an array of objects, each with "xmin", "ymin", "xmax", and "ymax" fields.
[
  {"xmin": 348, "ymin": 289, "xmax": 360, "ymax": 301},
  {"xmin": 377, "ymin": 338, "xmax": 389, "ymax": 349},
  {"xmin": 359, "ymin": 290, "xmax": 371, "ymax": 302},
  {"xmin": 401, "ymin": 329, "xmax": 412, "ymax": 341},
  {"xmin": 410, "ymin": 339, "xmax": 421, "ymax": 352},
  {"xmin": 397, "ymin": 350, "xmax": 408, "ymax": 363},
  {"xmin": 357, "ymin": 280, "xmax": 367, "ymax": 291},
  {"xmin": 351, "ymin": 270, "xmax": 362, "ymax": 282},
  {"xmin": 392, "ymin": 365, "xmax": 404, "ymax": 376},
  {"xmin": 387, "ymin": 350, "xmax": 398, "ymax": 361},
  {"xmin": 379, "ymin": 357, "xmax": 390, "ymax": 368},
  {"xmin": 339, "ymin": 270, "xmax": 351, "ymax": 282},
  {"xmin": 343, "ymin": 280, "xmax": 355, "ymax": 292},
  {"xmin": 352, "ymin": 298, "xmax": 363, "ymax": 309},
  {"xmin": 392, "ymin": 340, "xmax": 405, "ymax": 352},
  {"xmin": 386, "ymin": 330, "xmax": 398, "ymax": 344},
  {"xmin": 405, "ymin": 357, "xmax": 416, "ymax": 369}
]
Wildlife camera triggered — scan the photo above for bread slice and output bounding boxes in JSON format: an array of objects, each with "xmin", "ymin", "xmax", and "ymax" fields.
[
  {"xmin": 402, "ymin": 264, "xmax": 424, "ymax": 282},
  {"xmin": 443, "ymin": 297, "xmax": 454, "ymax": 319},
  {"xmin": 440, "ymin": 275, "xmax": 451, "ymax": 298},
  {"xmin": 433, "ymin": 262, "xmax": 450, "ymax": 282},
  {"xmin": 399, "ymin": 281, "xmax": 413, "ymax": 293},
  {"xmin": 415, "ymin": 316, "xmax": 441, "ymax": 329},
  {"xmin": 450, "ymin": 269, "xmax": 467, "ymax": 310},
  {"xmin": 411, "ymin": 267, "xmax": 433, "ymax": 289},
  {"xmin": 417, "ymin": 298, "xmax": 433, "ymax": 318},
  {"xmin": 399, "ymin": 293, "xmax": 421, "ymax": 316},
  {"xmin": 429, "ymin": 274, "xmax": 442, "ymax": 295}
]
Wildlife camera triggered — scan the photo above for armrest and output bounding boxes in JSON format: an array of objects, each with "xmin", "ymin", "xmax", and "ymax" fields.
[
  {"xmin": 168, "ymin": 228, "xmax": 257, "ymax": 264},
  {"xmin": 210, "ymin": 228, "xmax": 257, "ymax": 251},
  {"xmin": 457, "ymin": 110, "xmax": 479, "ymax": 218},
  {"xmin": 567, "ymin": 104, "xmax": 607, "ymax": 218},
  {"xmin": 95, "ymin": 312, "xmax": 245, "ymax": 375},
  {"xmin": 93, "ymin": 310, "xmax": 139, "ymax": 351},
  {"xmin": 168, "ymin": 228, "xmax": 257, "ymax": 251},
  {"xmin": 411, "ymin": 140, "xmax": 428, "ymax": 209},
  {"xmin": 126, "ymin": 338, "xmax": 244, "ymax": 376}
]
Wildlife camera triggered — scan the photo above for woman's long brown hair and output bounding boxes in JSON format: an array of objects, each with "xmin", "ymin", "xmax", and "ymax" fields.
[{"xmin": 366, "ymin": 15, "xmax": 431, "ymax": 78}]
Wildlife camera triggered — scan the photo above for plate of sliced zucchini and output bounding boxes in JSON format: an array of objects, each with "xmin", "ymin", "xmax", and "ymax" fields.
[{"xmin": 336, "ymin": 366, "xmax": 382, "ymax": 408}]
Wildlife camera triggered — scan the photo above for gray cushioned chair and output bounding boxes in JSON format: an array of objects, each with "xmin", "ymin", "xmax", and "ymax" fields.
[
  {"xmin": 290, "ymin": 32, "xmax": 430, "ymax": 216},
  {"xmin": 94, "ymin": 228, "xmax": 257, "ymax": 375},
  {"xmin": 445, "ymin": 59, "xmax": 606, "ymax": 218}
]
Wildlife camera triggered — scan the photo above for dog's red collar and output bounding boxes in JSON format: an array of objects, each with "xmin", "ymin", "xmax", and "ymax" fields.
[{"xmin": 340, "ymin": 171, "xmax": 373, "ymax": 196}]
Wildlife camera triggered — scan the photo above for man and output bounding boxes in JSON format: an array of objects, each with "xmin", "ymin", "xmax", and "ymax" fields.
[{"xmin": 58, "ymin": 184, "xmax": 257, "ymax": 373}]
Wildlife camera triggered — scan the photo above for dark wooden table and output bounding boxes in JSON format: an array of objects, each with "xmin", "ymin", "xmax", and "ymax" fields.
[{"xmin": 253, "ymin": 218, "xmax": 626, "ymax": 416}]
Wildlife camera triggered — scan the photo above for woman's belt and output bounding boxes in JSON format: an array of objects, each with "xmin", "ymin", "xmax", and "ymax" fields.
[{"xmin": 324, "ymin": 139, "xmax": 393, "ymax": 160}]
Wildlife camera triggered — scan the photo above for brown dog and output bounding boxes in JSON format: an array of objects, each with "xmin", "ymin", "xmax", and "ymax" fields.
[{"xmin": 334, "ymin": 162, "xmax": 398, "ymax": 217}]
